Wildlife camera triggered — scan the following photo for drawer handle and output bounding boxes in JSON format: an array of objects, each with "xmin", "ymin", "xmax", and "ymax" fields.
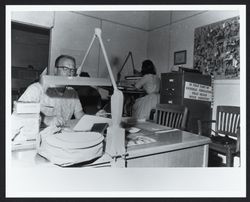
[
  {"xmin": 169, "ymin": 79, "xmax": 174, "ymax": 82},
  {"xmin": 165, "ymin": 88, "xmax": 174, "ymax": 91},
  {"xmin": 165, "ymin": 88, "xmax": 175, "ymax": 95}
]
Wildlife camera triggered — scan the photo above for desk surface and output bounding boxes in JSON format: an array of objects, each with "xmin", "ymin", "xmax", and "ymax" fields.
[
  {"xmin": 11, "ymin": 120, "xmax": 211, "ymax": 167},
  {"xmin": 126, "ymin": 129, "xmax": 210, "ymax": 158}
]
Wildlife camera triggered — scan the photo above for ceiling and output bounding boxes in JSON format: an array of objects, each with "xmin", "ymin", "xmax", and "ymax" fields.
[{"xmin": 75, "ymin": 11, "xmax": 205, "ymax": 31}]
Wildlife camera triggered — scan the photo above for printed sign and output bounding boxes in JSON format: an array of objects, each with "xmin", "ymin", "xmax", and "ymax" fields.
[{"xmin": 184, "ymin": 81, "xmax": 212, "ymax": 102}]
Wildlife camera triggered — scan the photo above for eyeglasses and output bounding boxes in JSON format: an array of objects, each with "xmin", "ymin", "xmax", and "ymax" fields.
[{"xmin": 57, "ymin": 66, "xmax": 76, "ymax": 75}]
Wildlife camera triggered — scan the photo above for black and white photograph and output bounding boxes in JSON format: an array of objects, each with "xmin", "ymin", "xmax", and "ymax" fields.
[
  {"xmin": 174, "ymin": 50, "xmax": 187, "ymax": 65},
  {"xmin": 5, "ymin": 5, "xmax": 246, "ymax": 198}
]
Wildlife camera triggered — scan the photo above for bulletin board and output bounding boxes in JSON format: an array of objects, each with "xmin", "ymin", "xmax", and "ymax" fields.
[{"xmin": 193, "ymin": 16, "xmax": 240, "ymax": 79}]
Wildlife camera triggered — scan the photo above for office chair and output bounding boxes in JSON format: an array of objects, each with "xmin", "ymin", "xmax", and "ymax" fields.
[
  {"xmin": 154, "ymin": 104, "xmax": 189, "ymax": 131},
  {"xmin": 197, "ymin": 105, "xmax": 240, "ymax": 167}
]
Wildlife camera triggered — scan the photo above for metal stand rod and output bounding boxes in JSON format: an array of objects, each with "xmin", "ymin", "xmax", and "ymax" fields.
[
  {"xmin": 76, "ymin": 34, "xmax": 97, "ymax": 76},
  {"xmin": 95, "ymin": 28, "xmax": 118, "ymax": 90}
]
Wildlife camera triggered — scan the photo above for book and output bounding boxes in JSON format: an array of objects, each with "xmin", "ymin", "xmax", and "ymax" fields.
[{"xmin": 73, "ymin": 115, "xmax": 112, "ymax": 131}]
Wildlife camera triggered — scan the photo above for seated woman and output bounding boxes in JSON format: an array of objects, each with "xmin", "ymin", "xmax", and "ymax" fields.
[{"xmin": 132, "ymin": 60, "xmax": 160, "ymax": 120}]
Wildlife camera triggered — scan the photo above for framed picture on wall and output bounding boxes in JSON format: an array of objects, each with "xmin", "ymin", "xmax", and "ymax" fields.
[{"xmin": 174, "ymin": 50, "xmax": 187, "ymax": 65}]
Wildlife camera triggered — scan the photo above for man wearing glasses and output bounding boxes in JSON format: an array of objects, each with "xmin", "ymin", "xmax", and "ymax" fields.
[{"xmin": 18, "ymin": 55, "xmax": 84, "ymax": 127}]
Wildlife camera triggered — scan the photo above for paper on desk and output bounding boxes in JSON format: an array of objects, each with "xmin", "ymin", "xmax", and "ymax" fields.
[
  {"xmin": 127, "ymin": 135, "xmax": 156, "ymax": 147},
  {"xmin": 73, "ymin": 115, "xmax": 112, "ymax": 131}
]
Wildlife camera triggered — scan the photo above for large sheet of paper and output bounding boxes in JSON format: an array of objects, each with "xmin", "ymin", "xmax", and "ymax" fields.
[{"xmin": 73, "ymin": 115, "xmax": 112, "ymax": 131}]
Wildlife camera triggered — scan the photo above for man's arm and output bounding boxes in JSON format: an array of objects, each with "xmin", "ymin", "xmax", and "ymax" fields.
[
  {"xmin": 18, "ymin": 83, "xmax": 42, "ymax": 102},
  {"xmin": 74, "ymin": 110, "xmax": 84, "ymax": 119},
  {"xmin": 73, "ymin": 90, "xmax": 85, "ymax": 119}
]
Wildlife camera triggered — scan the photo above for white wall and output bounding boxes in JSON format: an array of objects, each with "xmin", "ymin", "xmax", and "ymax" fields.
[
  {"xmin": 100, "ymin": 21, "xmax": 148, "ymax": 80},
  {"xmin": 148, "ymin": 11, "xmax": 171, "ymax": 30},
  {"xmin": 213, "ymin": 79, "xmax": 240, "ymax": 118},
  {"xmin": 147, "ymin": 11, "xmax": 205, "ymax": 74},
  {"xmin": 147, "ymin": 10, "xmax": 240, "ymax": 74},
  {"xmin": 171, "ymin": 11, "xmax": 204, "ymax": 23},
  {"xmin": 11, "ymin": 11, "xmax": 54, "ymax": 28},
  {"xmin": 169, "ymin": 11, "xmax": 240, "ymax": 71},
  {"xmin": 49, "ymin": 11, "xmax": 148, "ymax": 77},
  {"xmin": 49, "ymin": 11, "xmax": 101, "ymax": 76},
  {"xmin": 147, "ymin": 26, "xmax": 170, "ymax": 76}
]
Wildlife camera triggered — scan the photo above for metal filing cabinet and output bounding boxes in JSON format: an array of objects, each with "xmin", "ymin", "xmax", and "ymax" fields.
[{"xmin": 160, "ymin": 72, "xmax": 212, "ymax": 134}]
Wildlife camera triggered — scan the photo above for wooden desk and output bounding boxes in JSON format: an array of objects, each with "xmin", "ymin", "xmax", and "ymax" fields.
[
  {"xmin": 11, "ymin": 121, "xmax": 211, "ymax": 168},
  {"xmin": 126, "ymin": 131, "xmax": 210, "ymax": 167}
]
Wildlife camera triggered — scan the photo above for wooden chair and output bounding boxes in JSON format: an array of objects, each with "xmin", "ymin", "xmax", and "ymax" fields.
[
  {"xmin": 197, "ymin": 105, "xmax": 240, "ymax": 167},
  {"xmin": 154, "ymin": 104, "xmax": 189, "ymax": 130}
]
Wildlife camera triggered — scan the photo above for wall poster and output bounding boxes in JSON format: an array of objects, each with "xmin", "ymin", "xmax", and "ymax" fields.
[
  {"xmin": 193, "ymin": 16, "xmax": 240, "ymax": 79},
  {"xmin": 184, "ymin": 81, "xmax": 212, "ymax": 102}
]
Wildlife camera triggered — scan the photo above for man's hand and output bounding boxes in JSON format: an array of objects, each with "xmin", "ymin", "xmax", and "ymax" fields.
[
  {"xmin": 43, "ymin": 116, "xmax": 66, "ymax": 127},
  {"xmin": 96, "ymin": 109, "xmax": 109, "ymax": 118}
]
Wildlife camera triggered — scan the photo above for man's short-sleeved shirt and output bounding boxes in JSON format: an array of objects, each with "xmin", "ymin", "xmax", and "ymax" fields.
[{"xmin": 18, "ymin": 82, "xmax": 83, "ymax": 122}]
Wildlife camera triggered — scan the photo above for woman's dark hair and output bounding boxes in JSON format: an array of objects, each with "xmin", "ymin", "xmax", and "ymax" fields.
[
  {"xmin": 55, "ymin": 55, "xmax": 76, "ymax": 67},
  {"xmin": 141, "ymin": 60, "xmax": 156, "ymax": 75}
]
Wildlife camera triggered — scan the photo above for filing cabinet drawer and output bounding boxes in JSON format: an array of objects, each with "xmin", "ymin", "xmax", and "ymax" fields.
[
  {"xmin": 160, "ymin": 94, "xmax": 182, "ymax": 105},
  {"xmin": 160, "ymin": 73, "xmax": 183, "ymax": 101},
  {"xmin": 161, "ymin": 73, "xmax": 182, "ymax": 90},
  {"xmin": 160, "ymin": 87, "xmax": 182, "ymax": 98},
  {"xmin": 160, "ymin": 72, "xmax": 212, "ymax": 133}
]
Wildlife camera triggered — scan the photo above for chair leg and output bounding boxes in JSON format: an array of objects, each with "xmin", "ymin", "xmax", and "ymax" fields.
[{"xmin": 226, "ymin": 147, "xmax": 233, "ymax": 167}]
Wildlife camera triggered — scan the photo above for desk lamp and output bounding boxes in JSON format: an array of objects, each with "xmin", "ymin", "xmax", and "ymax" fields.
[
  {"xmin": 117, "ymin": 51, "xmax": 141, "ymax": 83},
  {"xmin": 40, "ymin": 28, "xmax": 126, "ymax": 167}
]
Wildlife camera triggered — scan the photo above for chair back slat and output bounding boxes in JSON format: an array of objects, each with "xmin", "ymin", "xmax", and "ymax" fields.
[
  {"xmin": 169, "ymin": 112, "xmax": 173, "ymax": 127},
  {"xmin": 172, "ymin": 113, "xmax": 176, "ymax": 128},
  {"xmin": 216, "ymin": 106, "xmax": 240, "ymax": 137},
  {"xmin": 166, "ymin": 112, "xmax": 170, "ymax": 126},
  {"xmin": 155, "ymin": 104, "xmax": 188, "ymax": 130},
  {"xmin": 231, "ymin": 114, "xmax": 238, "ymax": 133}
]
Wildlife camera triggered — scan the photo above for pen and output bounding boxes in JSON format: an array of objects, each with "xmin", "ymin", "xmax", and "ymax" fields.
[
  {"xmin": 12, "ymin": 126, "xmax": 24, "ymax": 141},
  {"xmin": 154, "ymin": 128, "xmax": 178, "ymax": 134},
  {"xmin": 43, "ymin": 105, "xmax": 54, "ymax": 108}
]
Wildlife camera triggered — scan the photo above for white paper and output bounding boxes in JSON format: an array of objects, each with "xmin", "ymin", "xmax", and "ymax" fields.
[{"xmin": 73, "ymin": 115, "xmax": 112, "ymax": 131}]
